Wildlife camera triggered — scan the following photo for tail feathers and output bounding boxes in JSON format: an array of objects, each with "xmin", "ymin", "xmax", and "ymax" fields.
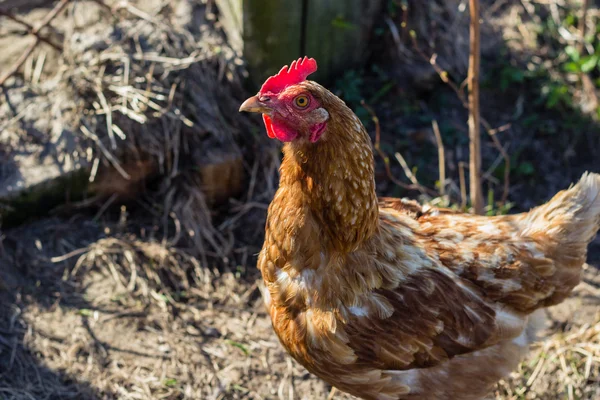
[{"xmin": 521, "ymin": 172, "xmax": 600, "ymax": 247}]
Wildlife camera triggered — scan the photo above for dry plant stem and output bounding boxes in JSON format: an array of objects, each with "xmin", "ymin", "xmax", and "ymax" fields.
[
  {"xmin": 0, "ymin": 41, "xmax": 39, "ymax": 86},
  {"xmin": 459, "ymin": 161, "xmax": 467, "ymax": 210},
  {"xmin": 577, "ymin": 0, "xmax": 590, "ymax": 55},
  {"xmin": 577, "ymin": 0, "xmax": 598, "ymax": 116},
  {"xmin": 487, "ymin": 125, "xmax": 510, "ymax": 204},
  {"xmin": 361, "ymin": 100, "xmax": 436, "ymax": 198},
  {"xmin": 468, "ymin": 0, "xmax": 483, "ymax": 214},
  {"xmin": 431, "ymin": 120, "xmax": 446, "ymax": 196},
  {"xmin": 80, "ymin": 123, "xmax": 131, "ymax": 180},
  {"xmin": 394, "ymin": 152, "xmax": 420, "ymax": 187},
  {"xmin": 394, "ymin": 18, "xmax": 511, "ymax": 205},
  {"xmin": 327, "ymin": 387, "xmax": 337, "ymax": 400},
  {"xmin": 0, "ymin": 0, "xmax": 70, "ymax": 86},
  {"xmin": 0, "ymin": 9, "xmax": 62, "ymax": 50}
]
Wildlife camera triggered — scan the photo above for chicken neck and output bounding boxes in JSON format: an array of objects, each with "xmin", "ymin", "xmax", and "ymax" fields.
[{"xmin": 274, "ymin": 108, "xmax": 379, "ymax": 255}]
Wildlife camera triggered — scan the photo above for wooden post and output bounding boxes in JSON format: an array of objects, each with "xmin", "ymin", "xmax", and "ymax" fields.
[{"xmin": 216, "ymin": 0, "xmax": 384, "ymax": 88}]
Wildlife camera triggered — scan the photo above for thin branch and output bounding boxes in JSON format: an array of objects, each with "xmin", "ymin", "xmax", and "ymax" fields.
[
  {"xmin": 407, "ymin": 33, "xmax": 466, "ymax": 104},
  {"xmin": 577, "ymin": 0, "xmax": 598, "ymax": 117},
  {"xmin": 80, "ymin": 123, "xmax": 131, "ymax": 180},
  {"xmin": 96, "ymin": 85, "xmax": 117, "ymax": 150},
  {"xmin": 468, "ymin": 0, "xmax": 483, "ymax": 214},
  {"xmin": 577, "ymin": 0, "xmax": 590, "ymax": 55},
  {"xmin": 0, "ymin": 0, "xmax": 70, "ymax": 86},
  {"xmin": 361, "ymin": 100, "xmax": 436, "ymax": 198},
  {"xmin": 394, "ymin": 151, "xmax": 420, "ymax": 187},
  {"xmin": 459, "ymin": 161, "xmax": 467, "ymax": 210},
  {"xmin": 486, "ymin": 126, "xmax": 510, "ymax": 203},
  {"xmin": 431, "ymin": 120, "xmax": 446, "ymax": 196},
  {"xmin": 0, "ymin": 41, "xmax": 39, "ymax": 86},
  {"xmin": 389, "ymin": 16, "xmax": 511, "ymax": 204},
  {"xmin": 0, "ymin": 9, "xmax": 62, "ymax": 50}
]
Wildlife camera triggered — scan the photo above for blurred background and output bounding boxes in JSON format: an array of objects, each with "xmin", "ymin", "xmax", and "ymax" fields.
[{"xmin": 0, "ymin": 0, "xmax": 599, "ymax": 399}]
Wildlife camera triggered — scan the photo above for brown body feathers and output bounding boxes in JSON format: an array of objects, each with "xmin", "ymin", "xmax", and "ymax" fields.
[{"xmin": 257, "ymin": 81, "xmax": 600, "ymax": 400}]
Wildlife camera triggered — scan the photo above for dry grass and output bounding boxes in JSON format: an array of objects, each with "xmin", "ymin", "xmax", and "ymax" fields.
[
  {"xmin": 495, "ymin": 315, "xmax": 600, "ymax": 400},
  {"xmin": 0, "ymin": 0, "xmax": 278, "ymax": 264},
  {"xmin": 0, "ymin": 217, "xmax": 334, "ymax": 400},
  {"xmin": 1, "ymin": 218, "xmax": 599, "ymax": 400}
]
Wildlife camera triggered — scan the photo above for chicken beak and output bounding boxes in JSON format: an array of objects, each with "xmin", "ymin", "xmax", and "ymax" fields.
[{"xmin": 239, "ymin": 95, "xmax": 271, "ymax": 114}]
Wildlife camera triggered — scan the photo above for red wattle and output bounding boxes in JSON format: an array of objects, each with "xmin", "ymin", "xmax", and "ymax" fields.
[
  {"xmin": 261, "ymin": 114, "xmax": 298, "ymax": 142},
  {"xmin": 263, "ymin": 114, "xmax": 276, "ymax": 139}
]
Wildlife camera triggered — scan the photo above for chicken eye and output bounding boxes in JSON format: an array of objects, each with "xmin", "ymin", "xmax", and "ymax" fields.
[{"xmin": 294, "ymin": 95, "xmax": 310, "ymax": 108}]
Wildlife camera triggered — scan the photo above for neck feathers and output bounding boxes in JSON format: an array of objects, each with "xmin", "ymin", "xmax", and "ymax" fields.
[{"xmin": 277, "ymin": 100, "xmax": 378, "ymax": 253}]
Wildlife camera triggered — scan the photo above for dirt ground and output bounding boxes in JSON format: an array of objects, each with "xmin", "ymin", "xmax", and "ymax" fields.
[
  {"xmin": 2, "ymin": 1, "xmax": 600, "ymax": 400},
  {"xmin": 1, "ymin": 218, "xmax": 599, "ymax": 400},
  {"xmin": 1, "ymin": 219, "xmax": 600, "ymax": 400}
]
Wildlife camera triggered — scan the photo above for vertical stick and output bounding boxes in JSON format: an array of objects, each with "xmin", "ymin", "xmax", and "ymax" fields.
[
  {"xmin": 577, "ymin": 0, "xmax": 590, "ymax": 55},
  {"xmin": 459, "ymin": 162, "xmax": 467, "ymax": 211},
  {"xmin": 468, "ymin": 0, "xmax": 483, "ymax": 214},
  {"xmin": 431, "ymin": 120, "xmax": 446, "ymax": 196}
]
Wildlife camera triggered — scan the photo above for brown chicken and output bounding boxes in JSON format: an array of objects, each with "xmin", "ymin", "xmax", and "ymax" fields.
[{"xmin": 239, "ymin": 57, "xmax": 600, "ymax": 400}]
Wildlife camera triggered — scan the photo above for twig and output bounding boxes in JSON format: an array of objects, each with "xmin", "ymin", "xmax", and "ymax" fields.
[
  {"xmin": 93, "ymin": 193, "xmax": 119, "ymax": 221},
  {"xmin": 394, "ymin": 152, "xmax": 420, "ymax": 187},
  {"xmin": 89, "ymin": 157, "xmax": 100, "ymax": 182},
  {"xmin": 431, "ymin": 120, "xmax": 446, "ymax": 196},
  {"xmin": 32, "ymin": 51, "xmax": 46, "ymax": 85},
  {"xmin": 468, "ymin": 0, "xmax": 483, "ymax": 214},
  {"xmin": 361, "ymin": 100, "xmax": 436, "ymax": 198},
  {"xmin": 0, "ymin": 0, "xmax": 70, "ymax": 86},
  {"xmin": 400, "ymin": 1, "xmax": 409, "ymax": 42},
  {"xmin": 80, "ymin": 123, "xmax": 131, "ymax": 180},
  {"xmin": 327, "ymin": 387, "xmax": 337, "ymax": 400},
  {"xmin": 577, "ymin": 0, "xmax": 599, "ymax": 117},
  {"xmin": 459, "ymin": 161, "xmax": 467, "ymax": 210},
  {"xmin": 577, "ymin": 0, "xmax": 590, "ymax": 55},
  {"xmin": 96, "ymin": 85, "xmax": 117, "ymax": 150},
  {"xmin": 407, "ymin": 32, "xmax": 466, "ymax": 104},
  {"xmin": 0, "ymin": 41, "xmax": 38, "ymax": 87},
  {"xmin": 0, "ymin": 102, "xmax": 35, "ymax": 132},
  {"xmin": 384, "ymin": 17, "xmax": 406, "ymax": 57},
  {"xmin": 486, "ymin": 125, "xmax": 510, "ymax": 203},
  {"xmin": 0, "ymin": 9, "xmax": 63, "ymax": 50},
  {"xmin": 390, "ymin": 16, "xmax": 511, "ymax": 204},
  {"xmin": 50, "ymin": 247, "xmax": 90, "ymax": 263}
]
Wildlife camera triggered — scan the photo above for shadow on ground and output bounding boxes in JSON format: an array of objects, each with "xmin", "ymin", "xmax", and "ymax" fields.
[{"xmin": 0, "ymin": 218, "xmax": 112, "ymax": 399}]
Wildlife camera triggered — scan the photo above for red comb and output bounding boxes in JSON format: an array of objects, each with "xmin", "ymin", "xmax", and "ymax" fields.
[{"xmin": 259, "ymin": 57, "xmax": 317, "ymax": 95}]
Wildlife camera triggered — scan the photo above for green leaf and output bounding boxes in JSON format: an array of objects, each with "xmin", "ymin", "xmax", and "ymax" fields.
[
  {"xmin": 226, "ymin": 340, "xmax": 250, "ymax": 356},
  {"xmin": 565, "ymin": 45, "xmax": 580, "ymax": 62},
  {"xmin": 517, "ymin": 162, "xmax": 535, "ymax": 176},
  {"xmin": 580, "ymin": 55, "xmax": 598, "ymax": 73},
  {"xmin": 164, "ymin": 378, "xmax": 178, "ymax": 387},
  {"xmin": 232, "ymin": 384, "xmax": 249, "ymax": 393},
  {"xmin": 545, "ymin": 85, "xmax": 568, "ymax": 108},
  {"xmin": 564, "ymin": 14, "xmax": 576, "ymax": 27},
  {"xmin": 563, "ymin": 62, "xmax": 580, "ymax": 73}
]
